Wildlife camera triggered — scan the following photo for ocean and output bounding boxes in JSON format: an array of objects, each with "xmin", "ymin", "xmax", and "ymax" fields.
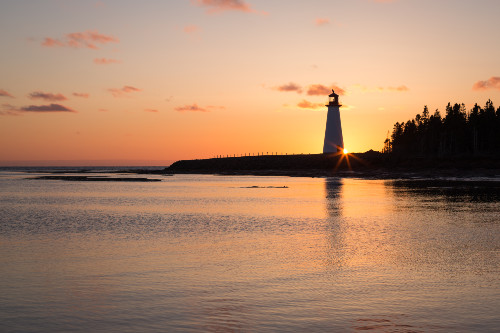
[{"xmin": 0, "ymin": 169, "xmax": 499, "ymax": 332}]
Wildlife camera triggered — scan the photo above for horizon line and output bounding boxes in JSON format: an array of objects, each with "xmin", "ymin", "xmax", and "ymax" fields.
[{"xmin": 0, "ymin": 160, "xmax": 174, "ymax": 167}]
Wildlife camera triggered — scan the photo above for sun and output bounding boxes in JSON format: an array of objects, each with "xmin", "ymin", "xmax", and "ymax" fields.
[{"xmin": 343, "ymin": 148, "xmax": 348, "ymax": 154}]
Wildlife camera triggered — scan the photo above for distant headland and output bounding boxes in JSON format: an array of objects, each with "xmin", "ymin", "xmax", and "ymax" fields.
[{"xmin": 162, "ymin": 151, "xmax": 500, "ymax": 178}]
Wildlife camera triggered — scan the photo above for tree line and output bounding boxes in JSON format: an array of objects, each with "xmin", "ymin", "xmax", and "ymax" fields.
[{"xmin": 383, "ymin": 100, "xmax": 500, "ymax": 156}]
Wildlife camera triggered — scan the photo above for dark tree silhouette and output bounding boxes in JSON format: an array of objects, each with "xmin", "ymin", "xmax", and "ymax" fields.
[{"xmin": 385, "ymin": 100, "xmax": 500, "ymax": 156}]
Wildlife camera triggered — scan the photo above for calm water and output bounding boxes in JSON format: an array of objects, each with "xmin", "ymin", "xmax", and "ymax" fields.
[{"xmin": 0, "ymin": 171, "xmax": 499, "ymax": 332}]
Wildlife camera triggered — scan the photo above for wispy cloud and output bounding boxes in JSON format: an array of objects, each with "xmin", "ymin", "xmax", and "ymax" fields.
[
  {"xmin": 274, "ymin": 82, "xmax": 302, "ymax": 93},
  {"xmin": 107, "ymin": 86, "xmax": 142, "ymax": 97},
  {"xmin": 29, "ymin": 91, "xmax": 67, "ymax": 102},
  {"xmin": 73, "ymin": 92, "xmax": 90, "ymax": 98},
  {"xmin": 175, "ymin": 104, "xmax": 209, "ymax": 112},
  {"xmin": 307, "ymin": 84, "xmax": 345, "ymax": 96},
  {"xmin": 20, "ymin": 104, "xmax": 75, "ymax": 113},
  {"xmin": 207, "ymin": 105, "xmax": 226, "ymax": 110},
  {"xmin": 94, "ymin": 1, "xmax": 106, "ymax": 8},
  {"xmin": 42, "ymin": 30, "xmax": 119, "ymax": 50},
  {"xmin": 297, "ymin": 99, "xmax": 324, "ymax": 110},
  {"xmin": 191, "ymin": 0, "xmax": 262, "ymax": 14},
  {"xmin": 144, "ymin": 108, "xmax": 159, "ymax": 113},
  {"xmin": 0, "ymin": 104, "xmax": 20, "ymax": 116},
  {"xmin": 1, "ymin": 103, "xmax": 76, "ymax": 115},
  {"xmin": 94, "ymin": 58, "xmax": 121, "ymax": 65},
  {"xmin": 42, "ymin": 38, "xmax": 65, "ymax": 47},
  {"xmin": 184, "ymin": 25, "xmax": 201, "ymax": 34},
  {"xmin": 0, "ymin": 89, "xmax": 14, "ymax": 98},
  {"xmin": 472, "ymin": 77, "xmax": 500, "ymax": 91},
  {"xmin": 380, "ymin": 85, "xmax": 409, "ymax": 92},
  {"xmin": 272, "ymin": 83, "xmax": 346, "ymax": 96},
  {"xmin": 315, "ymin": 18, "xmax": 329, "ymax": 26}
]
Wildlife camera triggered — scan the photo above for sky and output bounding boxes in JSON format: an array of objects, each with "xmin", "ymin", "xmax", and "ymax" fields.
[{"xmin": 1, "ymin": 0, "xmax": 500, "ymax": 166}]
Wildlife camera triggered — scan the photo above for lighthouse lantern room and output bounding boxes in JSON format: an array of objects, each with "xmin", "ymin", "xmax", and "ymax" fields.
[{"xmin": 328, "ymin": 90, "xmax": 341, "ymax": 106}]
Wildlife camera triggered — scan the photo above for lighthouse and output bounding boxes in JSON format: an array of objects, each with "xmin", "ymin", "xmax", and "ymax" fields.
[{"xmin": 323, "ymin": 89, "xmax": 344, "ymax": 153}]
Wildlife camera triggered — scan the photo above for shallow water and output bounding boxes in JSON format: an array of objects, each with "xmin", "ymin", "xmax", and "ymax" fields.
[{"xmin": 0, "ymin": 172, "xmax": 499, "ymax": 332}]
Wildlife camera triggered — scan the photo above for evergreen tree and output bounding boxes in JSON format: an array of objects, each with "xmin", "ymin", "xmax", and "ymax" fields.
[{"xmin": 385, "ymin": 101, "xmax": 499, "ymax": 156}]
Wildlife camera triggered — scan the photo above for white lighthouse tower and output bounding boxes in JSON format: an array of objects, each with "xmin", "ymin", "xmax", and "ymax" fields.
[{"xmin": 323, "ymin": 89, "xmax": 344, "ymax": 153}]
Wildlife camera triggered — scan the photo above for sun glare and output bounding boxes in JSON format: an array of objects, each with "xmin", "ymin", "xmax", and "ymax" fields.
[{"xmin": 343, "ymin": 148, "xmax": 348, "ymax": 154}]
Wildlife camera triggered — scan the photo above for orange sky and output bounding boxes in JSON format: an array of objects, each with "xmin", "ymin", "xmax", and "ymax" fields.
[{"xmin": 1, "ymin": 0, "xmax": 500, "ymax": 166}]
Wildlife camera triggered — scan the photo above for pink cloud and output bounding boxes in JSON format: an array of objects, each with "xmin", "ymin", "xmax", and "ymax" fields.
[
  {"xmin": 306, "ymin": 84, "xmax": 331, "ymax": 96},
  {"xmin": 184, "ymin": 25, "xmax": 201, "ymax": 34},
  {"xmin": 472, "ymin": 77, "xmax": 500, "ymax": 91},
  {"xmin": 307, "ymin": 84, "xmax": 345, "ymax": 96},
  {"xmin": 20, "ymin": 104, "xmax": 75, "ymax": 113},
  {"xmin": 191, "ymin": 0, "xmax": 259, "ymax": 14},
  {"xmin": 315, "ymin": 18, "xmax": 329, "ymax": 26},
  {"xmin": 145, "ymin": 108, "xmax": 159, "ymax": 113},
  {"xmin": 73, "ymin": 92, "xmax": 90, "ymax": 98},
  {"xmin": 1, "ymin": 103, "xmax": 76, "ymax": 115},
  {"xmin": 331, "ymin": 85, "xmax": 346, "ymax": 95},
  {"xmin": 274, "ymin": 82, "xmax": 302, "ymax": 93},
  {"xmin": 0, "ymin": 89, "xmax": 14, "ymax": 98},
  {"xmin": 107, "ymin": 86, "xmax": 142, "ymax": 97},
  {"xmin": 28, "ymin": 91, "xmax": 67, "ymax": 102},
  {"xmin": 94, "ymin": 58, "xmax": 121, "ymax": 65},
  {"xmin": 175, "ymin": 104, "xmax": 209, "ymax": 112},
  {"xmin": 42, "ymin": 37, "xmax": 65, "ymax": 47},
  {"xmin": 42, "ymin": 30, "xmax": 118, "ymax": 50},
  {"xmin": 297, "ymin": 100, "xmax": 324, "ymax": 110}
]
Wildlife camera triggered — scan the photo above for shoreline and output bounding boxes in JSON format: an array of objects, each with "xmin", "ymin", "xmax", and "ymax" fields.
[
  {"xmin": 161, "ymin": 151, "xmax": 500, "ymax": 179},
  {"xmin": 162, "ymin": 168, "xmax": 500, "ymax": 179},
  {"xmin": 3, "ymin": 151, "xmax": 499, "ymax": 180}
]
